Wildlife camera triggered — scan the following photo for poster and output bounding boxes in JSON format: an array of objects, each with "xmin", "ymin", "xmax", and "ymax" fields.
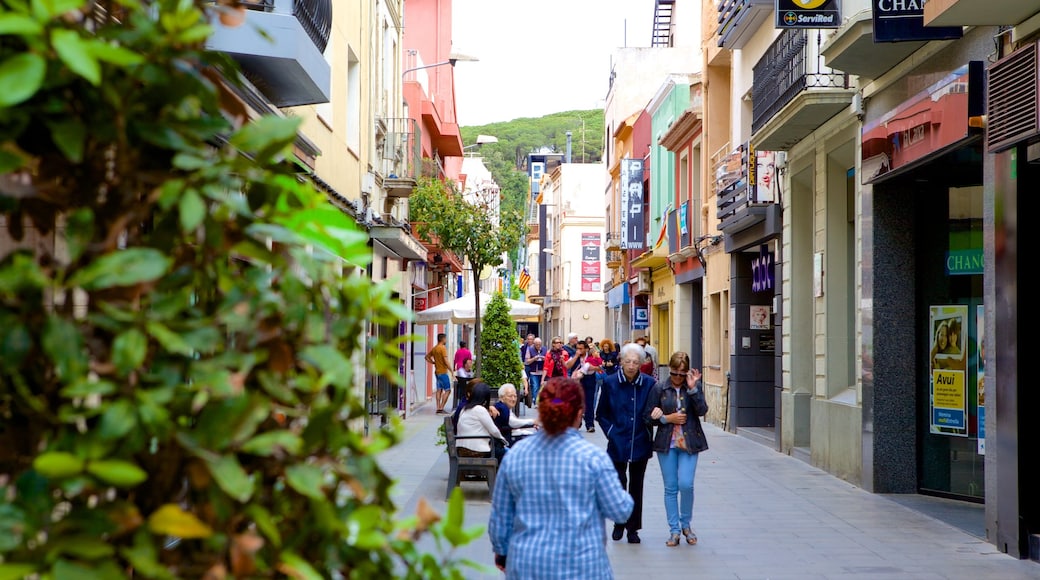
[
  {"xmin": 929, "ymin": 305, "xmax": 968, "ymax": 436},
  {"xmin": 581, "ymin": 233, "xmax": 601, "ymax": 292},
  {"xmin": 976, "ymin": 305, "xmax": 985, "ymax": 454},
  {"xmin": 750, "ymin": 305, "xmax": 770, "ymax": 330}
]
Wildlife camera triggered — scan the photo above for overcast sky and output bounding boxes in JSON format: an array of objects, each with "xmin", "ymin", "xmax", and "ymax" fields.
[{"xmin": 451, "ymin": 0, "xmax": 655, "ymax": 127}]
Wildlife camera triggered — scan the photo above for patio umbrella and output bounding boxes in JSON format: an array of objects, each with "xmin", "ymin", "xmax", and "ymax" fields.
[{"xmin": 414, "ymin": 291, "xmax": 541, "ymax": 325}]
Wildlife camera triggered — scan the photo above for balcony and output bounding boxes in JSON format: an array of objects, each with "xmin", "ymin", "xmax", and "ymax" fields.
[
  {"xmin": 751, "ymin": 28, "xmax": 855, "ymax": 151},
  {"xmin": 716, "ymin": 0, "xmax": 774, "ymax": 49},
  {"xmin": 207, "ymin": 0, "xmax": 332, "ymax": 107},
  {"xmin": 368, "ymin": 214, "xmax": 426, "ymax": 261},
  {"xmin": 605, "ymin": 232, "xmax": 622, "ymax": 251},
  {"xmin": 378, "ymin": 117, "xmax": 422, "ymax": 198},
  {"xmin": 606, "ymin": 249, "xmax": 624, "ymax": 269},
  {"xmin": 820, "ymin": 10, "xmax": 926, "ymax": 80},
  {"xmin": 924, "ymin": 0, "xmax": 1040, "ymax": 26}
]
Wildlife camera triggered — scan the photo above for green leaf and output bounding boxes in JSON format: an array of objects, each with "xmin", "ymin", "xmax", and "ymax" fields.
[
  {"xmin": 299, "ymin": 345, "xmax": 352, "ymax": 389},
  {"xmin": 0, "ymin": 504, "xmax": 28, "ymax": 552},
  {"xmin": 112, "ymin": 328, "xmax": 147, "ymax": 376},
  {"xmin": 0, "ymin": 149, "xmax": 26, "ymax": 174},
  {"xmin": 64, "ymin": 208, "xmax": 94, "ymax": 262},
  {"xmin": 52, "ymin": 557, "xmax": 125, "ymax": 580},
  {"xmin": 278, "ymin": 552, "xmax": 322, "ymax": 580},
  {"xmin": 120, "ymin": 531, "xmax": 174, "ymax": 580},
  {"xmin": 60, "ymin": 378, "xmax": 116, "ymax": 398},
  {"xmin": 285, "ymin": 464, "xmax": 325, "ymax": 500},
  {"xmin": 245, "ymin": 505, "xmax": 281, "ymax": 548},
  {"xmin": 31, "ymin": 0, "xmax": 87, "ymax": 21},
  {"xmin": 33, "ymin": 451, "xmax": 85, "ymax": 479},
  {"xmin": 86, "ymin": 459, "xmax": 147, "ymax": 487},
  {"xmin": 42, "ymin": 315, "xmax": 86, "ymax": 380},
  {"xmin": 441, "ymin": 487, "xmax": 466, "ymax": 546},
  {"xmin": 0, "ymin": 13, "xmax": 42, "ymax": 36},
  {"xmin": 345, "ymin": 506, "xmax": 387, "ymax": 550},
  {"xmin": 0, "ymin": 564, "xmax": 37, "ymax": 580},
  {"xmin": 47, "ymin": 118, "xmax": 87, "ymax": 163},
  {"xmin": 204, "ymin": 455, "xmax": 253, "ymax": 503},
  {"xmin": 0, "ymin": 52, "xmax": 45, "ymax": 107},
  {"xmin": 46, "ymin": 535, "xmax": 115, "ymax": 560},
  {"xmin": 98, "ymin": 400, "xmax": 137, "ymax": 440},
  {"xmin": 229, "ymin": 116, "xmax": 300, "ymax": 161},
  {"xmin": 145, "ymin": 321, "xmax": 193, "ymax": 356},
  {"xmin": 178, "ymin": 189, "xmax": 205, "ymax": 232},
  {"xmin": 68, "ymin": 248, "xmax": 171, "ymax": 290},
  {"xmin": 241, "ymin": 431, "xmax": 302, "ymax": 456},
  {"xmin": 86, "ymin": 40, "xmax": 143, "ymax": 67},
  {"xmin": 52, "ymin": 29, "xmax": 101, "ymax": 85}
]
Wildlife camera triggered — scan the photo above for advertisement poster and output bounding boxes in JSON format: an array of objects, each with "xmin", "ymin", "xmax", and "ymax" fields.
[
  {"xmin": 581, "ymin": 233, "xmax": 602, "ymax": 292},
  {"xmin": 929, "ymin": 305, "xmax": 968, "ymax": 436},
  {"xmin": 976, "ymin": 305, "xmax": 985, "ymax": 454},
  {"xmin": 753, "ymin": 150, "xmax": 777, "ymax": 203},
  {"xmin": 750, "ymin": 305, "xmax": 770, "ymax": 330},
  {"xmin": 620, "ymin": 159, "xmax": 645, "ymax": 250}
]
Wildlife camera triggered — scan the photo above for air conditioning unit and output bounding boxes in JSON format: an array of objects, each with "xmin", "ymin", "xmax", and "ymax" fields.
[{"xmin": 635, "ymin": 271, "xmax": 652, "ymax": 295}]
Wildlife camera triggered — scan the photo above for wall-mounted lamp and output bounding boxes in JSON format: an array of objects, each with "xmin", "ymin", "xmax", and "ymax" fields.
[{"xmin": 403, "ymin": 52, "xmax": 479, "ymax": 80}]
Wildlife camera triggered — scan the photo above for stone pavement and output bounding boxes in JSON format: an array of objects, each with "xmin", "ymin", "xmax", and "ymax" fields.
[{"xmin": 377, "ymin": 402, "xmax": 1040, "ymax": 579}]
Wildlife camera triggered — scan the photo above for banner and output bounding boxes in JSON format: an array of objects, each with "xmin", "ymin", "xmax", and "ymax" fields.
[
  {"xmin": 581, "ymin": 233, "xmax": 601, "ymax": 292},
  {"xmin": 872, "ymin": 0, "xmax": 962, "ymax": 43},
  {"xmin": 620, "ymin": 158, "xmax": 645, "ymax": 250}
]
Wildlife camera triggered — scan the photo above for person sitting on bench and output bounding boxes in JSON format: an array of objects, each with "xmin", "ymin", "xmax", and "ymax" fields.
[{"xmin": 456, "ymin": 382, "xmax": 510, "ymax": 463}]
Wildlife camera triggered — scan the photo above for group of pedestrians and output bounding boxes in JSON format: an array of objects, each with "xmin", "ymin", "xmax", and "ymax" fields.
[{"xmin": 491, "ymin": 337, "xmax": 710, "ymax": 578}]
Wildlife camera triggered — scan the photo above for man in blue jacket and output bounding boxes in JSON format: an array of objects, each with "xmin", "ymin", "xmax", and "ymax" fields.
[{"xmin": 596, "ymin": 342, "xmax": 656, "ymax": 544}]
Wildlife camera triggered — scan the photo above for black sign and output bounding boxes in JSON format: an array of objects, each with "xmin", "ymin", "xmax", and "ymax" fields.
[
  {"xmin": 872, "ymin": 0, "xmax": 962, "ymax": 43},
  {"xmin": 776, "ymin": 0, "xmax": 840, "ymax": 29},
  {"xmin": 620, "ymin": 159, "xmax": 645, "ymax": 250}
]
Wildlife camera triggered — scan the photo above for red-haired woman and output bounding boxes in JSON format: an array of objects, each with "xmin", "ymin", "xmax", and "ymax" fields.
[{"xmin": 489, "ymin": 377, "xmax": 633, "ymax": 579}]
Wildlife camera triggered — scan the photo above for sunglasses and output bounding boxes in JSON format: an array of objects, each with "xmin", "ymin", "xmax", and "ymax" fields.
[{"xmin": 669, "ymin": 371, "xmax": 687, "ymax": 377}]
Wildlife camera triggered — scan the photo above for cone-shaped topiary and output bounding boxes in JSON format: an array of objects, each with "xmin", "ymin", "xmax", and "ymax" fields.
[{"xmin": 479, "ymin": 292, "xmax": 525, "ymax": 391}]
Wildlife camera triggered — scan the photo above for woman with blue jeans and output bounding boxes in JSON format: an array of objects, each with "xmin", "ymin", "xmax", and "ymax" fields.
[{"xmin": 644, "ymin": 352, "xmax": 709, "ymax": 547}]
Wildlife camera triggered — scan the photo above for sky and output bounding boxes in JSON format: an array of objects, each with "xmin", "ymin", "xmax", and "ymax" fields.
[{"xmin": 451, "ymin": 0, "xmax": 656, "ymax": 128}]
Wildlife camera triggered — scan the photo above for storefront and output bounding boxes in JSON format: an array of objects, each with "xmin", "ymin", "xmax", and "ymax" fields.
[{"xmin": 862, "ymin": 59, "xmax": 986, "ymax": 501}]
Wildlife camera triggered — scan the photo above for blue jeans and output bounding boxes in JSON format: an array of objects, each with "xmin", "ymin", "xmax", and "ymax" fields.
[
  {"xmin": 657, "ymin": 448, "xmax": 699, "ymax": 534},
  {"xmin": 528, "ymin": 373, "xmax": 542, "ymax": 404}
]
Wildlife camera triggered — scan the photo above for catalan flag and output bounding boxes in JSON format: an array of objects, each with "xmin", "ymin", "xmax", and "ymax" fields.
[{"xmin": 518, "ymin": 268, "xmax": 531, "ymax": 293}]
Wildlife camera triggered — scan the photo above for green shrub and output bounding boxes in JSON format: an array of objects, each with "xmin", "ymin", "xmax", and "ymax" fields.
[
  {"xmin": 478, "ymin": 293, "xmax": 525, "ymax": 391},
  {"xmin": 0, "ymin": 1, "xmax": 479, "ymax": 577}
]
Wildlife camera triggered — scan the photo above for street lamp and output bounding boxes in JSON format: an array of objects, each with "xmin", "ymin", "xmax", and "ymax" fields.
[
  {"xmin": 463, "ymin": 134, "xmax": 498, "ymax": 152},
  {"xmin": 402, "ymin": 52, "xmax": 479, "ymax": 79}
]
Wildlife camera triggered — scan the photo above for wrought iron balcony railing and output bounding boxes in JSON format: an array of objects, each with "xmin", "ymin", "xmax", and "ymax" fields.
[
  {"xmin": 377, "ymin": 117, "xmax": 422, "ymax": 198},
  {"xmin": 243, "ymin": 0, "xmax": 331, "ymax": 54},
  {"xmin": 751, "ymin": 29, "xmax": 849, "ymax": 135}
]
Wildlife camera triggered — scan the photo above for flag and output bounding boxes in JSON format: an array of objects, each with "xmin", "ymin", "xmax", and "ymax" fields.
[{"xmin": 518, "ymin": 268, "xmax": 531, "ymax": 293}]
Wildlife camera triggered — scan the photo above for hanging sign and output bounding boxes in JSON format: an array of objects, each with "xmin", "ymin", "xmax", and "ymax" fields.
[{"xmin": 776, "ymin": 0, "xmax": 841, "ymax": 29}]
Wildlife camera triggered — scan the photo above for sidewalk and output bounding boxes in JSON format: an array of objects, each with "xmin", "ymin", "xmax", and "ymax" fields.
[{"xmin": 377, "ymin": 402, "xmax": 1040, "ymax": 579}]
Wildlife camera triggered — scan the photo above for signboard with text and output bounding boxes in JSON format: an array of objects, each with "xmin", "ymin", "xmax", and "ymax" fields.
[
  {"xmin": 872, "ymin": 0, "xmax": 962, "ymax": 43},
  {"xmin": 776, "ymin": 0, "xmax": 840, "ymax": 29},
  {"xmin": 620, "ymin": 158, "xmax": 645, "ymax": 250},
  {"xmin": 581, "ymin": 233, "xmax": 602, "ymax": 292}
]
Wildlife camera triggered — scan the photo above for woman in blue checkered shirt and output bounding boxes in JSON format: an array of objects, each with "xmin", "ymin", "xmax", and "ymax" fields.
[{"xmin": 489, "ymin": 377, "xmax": 634, "ymax": 579}]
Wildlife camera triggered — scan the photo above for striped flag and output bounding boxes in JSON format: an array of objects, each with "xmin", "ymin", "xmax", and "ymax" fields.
[{"xmin": 518, "ymin": 268, "xmax": 531, "ymax": 292}]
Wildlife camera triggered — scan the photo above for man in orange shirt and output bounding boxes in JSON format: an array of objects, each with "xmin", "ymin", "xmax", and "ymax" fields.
[{"xmin": 426, "ymin": 333, "xmax": 452, "ymax": 414}]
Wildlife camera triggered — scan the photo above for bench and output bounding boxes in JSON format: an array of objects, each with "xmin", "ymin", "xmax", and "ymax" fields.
[{"xmin": 444, "ymin": 416, "xmax": 498, "ymax": 499}]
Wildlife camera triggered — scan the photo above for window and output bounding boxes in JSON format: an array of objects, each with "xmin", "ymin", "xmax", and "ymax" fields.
[{"xmin": 346, "ymin": 48, "xmax": 360, "ymax": 152}]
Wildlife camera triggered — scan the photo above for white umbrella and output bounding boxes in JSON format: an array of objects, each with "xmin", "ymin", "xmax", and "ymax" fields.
[{"xmin": 414, "ymin": 291, "xmax": 541, "ymax": 325}]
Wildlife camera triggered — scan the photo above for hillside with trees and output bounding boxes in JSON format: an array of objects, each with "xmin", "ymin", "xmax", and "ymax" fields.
[{"xmin": 460, "ymin": 109, "xmax": 604, "ymax": 275}]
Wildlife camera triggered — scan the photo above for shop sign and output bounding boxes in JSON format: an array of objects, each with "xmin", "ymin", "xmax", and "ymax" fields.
[
  {"xmin": 620, "ymin": 159, "xmax": 645, "ymax": 250},
  {"xmin": 946, "ymin": 249, "xmax": 983, "ymax": 276},
  {"xmin": 872, "ymin": 0, "xmax": 962, "ymax": 43},
  {"xmin": 776, "ymin": 0, "xmax": 840, "ymax": 29},
  {"xmin": 632, "ymin": 306, "xmax": 649, "ymax": 330},
  {"xmin": 751, "ymin": 244, "xmax": 774, "ymax": 292}
]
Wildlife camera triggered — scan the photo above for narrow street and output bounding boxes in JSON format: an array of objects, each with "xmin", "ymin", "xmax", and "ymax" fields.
[{"xmin": 379, "ymin": 404, "xmax": 1040, "ymax": 579}]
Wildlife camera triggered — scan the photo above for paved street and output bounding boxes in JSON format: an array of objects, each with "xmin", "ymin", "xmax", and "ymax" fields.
[{"xmin": 378, "ymin": 403, "xmax": 1040, "ymax": 579}]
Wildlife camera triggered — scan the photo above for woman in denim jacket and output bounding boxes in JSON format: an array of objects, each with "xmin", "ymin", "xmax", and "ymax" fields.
[{"xmin": 644, "ymin": 352, "xmax": 709, "ymax": 547}]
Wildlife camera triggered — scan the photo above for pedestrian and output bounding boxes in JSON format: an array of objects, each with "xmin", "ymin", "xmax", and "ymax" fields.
[
  {"xmin": 522, "ymin": 337, "xmax": 547, "ymax": 406},
  {"xmin": 454, "ymin": 340, "xmax": 473, "ymax": 374},
  {"xmin": 425, "ymin": 332, "xmax": 452, "ymax": 414},
  {"xmin": 635, "ymin": 335, "xmax": 659, "ymax": 382},
  {"xmin": 645, "ymin": 352, "xmax": 709, "ymax": 547},
  {"xmin": 456, "ymin": 382, "xmax": 510, "ymax": 464},
  {"xmin": 563, "ymin": 332, "xmax": 579, "ymax": 357},
  {"xmin": 542, "ymin": 336, "xmax": 569, "ymax": 379},
  {"xmin": 596, "ymin": 342, "xmax": 656, "ymax": 544},
  {"xmin": 566, "ymin": 340, "xmax": 601, "ymax": 432},
  {"xmin": 599, "ymin": 338, "xmax": 619, "ymax": 376},
  {"xmin": 489, "ymin": 377, "xmax": 634, "ymax": 579}
]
